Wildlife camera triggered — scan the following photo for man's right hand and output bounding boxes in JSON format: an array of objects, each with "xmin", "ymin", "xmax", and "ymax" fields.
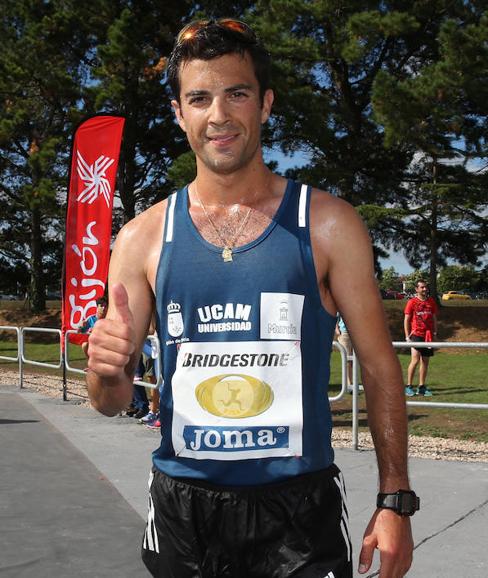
[{"xmin": 87, "ymin": 283, "xmax": 136, "ymax": 382}]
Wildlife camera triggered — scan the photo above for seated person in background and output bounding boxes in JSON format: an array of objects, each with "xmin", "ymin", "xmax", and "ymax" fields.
[
  {"xmin": 137, "ymin": 337, "xmax": 161, "ymax": 429},
  {"xmin": 335, "ymin": 315, "xmax": 353, "ymax": 390},
  {"xmin": 79, "ymin": 297, "xmax": 107, "ymax": 357}
]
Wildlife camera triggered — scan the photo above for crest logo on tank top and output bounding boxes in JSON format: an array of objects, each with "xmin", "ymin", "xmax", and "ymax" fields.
[
  {"xmin": 195, "ymin": 373, "xmax": 274, "ymax": 418},
  {"xmin": 260, "ymin": 292, "xmax": 305, "ymax": 340},
  {"xmin": 167, "ymin": 301, "xmax": 184, "ymax": 337}
]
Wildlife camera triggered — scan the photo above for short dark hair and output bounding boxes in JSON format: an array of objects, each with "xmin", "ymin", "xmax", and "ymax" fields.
[
  {"xmin": 416, "ymin": 280, "xmax": 427, "ymax": 288},
  {"xmin": 167, "ymin": 19, "xmax": 271, "ymax": 103}
]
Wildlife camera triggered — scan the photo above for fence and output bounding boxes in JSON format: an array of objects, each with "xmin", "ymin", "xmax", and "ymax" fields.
[
  {"xmin": 1, "ymin": 325, "xmax": 486, "ymax": 449},
  {"xmin": 0, "ymin": 325, "xmax": 22, "ymax": 385},
  {"xmin": 348, "ymin": 340, "xmax": 488, "ymax": 449},
  {"xmin": 0, "ymin": 325, "xmax": 167, "ymax": 399}
]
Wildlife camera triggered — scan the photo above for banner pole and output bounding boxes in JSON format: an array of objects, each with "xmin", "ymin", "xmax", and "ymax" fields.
[{"xmin": 62, "ymin": 331, "xmax": 67, "ymax": 401}]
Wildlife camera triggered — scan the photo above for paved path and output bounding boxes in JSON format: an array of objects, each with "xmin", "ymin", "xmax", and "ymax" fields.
[{"xmin": 1, "ymin": 387, "xmax": 487, "ymax": 577}]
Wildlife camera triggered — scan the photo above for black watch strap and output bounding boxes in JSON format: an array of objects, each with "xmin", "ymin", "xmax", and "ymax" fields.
[{"xmin": 377, "ymin": 490, "xmax": 420, "ymax": 516}]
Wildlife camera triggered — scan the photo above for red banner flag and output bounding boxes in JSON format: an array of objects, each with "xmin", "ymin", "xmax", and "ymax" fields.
[{"xmin": 62, "ymin": 115, "xmax": 125, "ymax": 346}]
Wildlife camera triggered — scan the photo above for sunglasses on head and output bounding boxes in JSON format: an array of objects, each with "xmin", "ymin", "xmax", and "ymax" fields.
[{"xmin": 176, "ymin": 18, "xmax": 256, "ymax": 45}]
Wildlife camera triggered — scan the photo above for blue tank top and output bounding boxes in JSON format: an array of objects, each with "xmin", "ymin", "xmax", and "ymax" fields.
[{"xmin": 153, "ymin": 180, "xmax": 336, "ymax": 485}]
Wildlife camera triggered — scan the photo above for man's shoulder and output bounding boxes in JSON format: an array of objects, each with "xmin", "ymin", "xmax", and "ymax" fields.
[
  {"xmin": 405, "ymin": 297, "xmax": 417, "ymax": 311},
  {"xmin": 117, "ymin": 198, "xmax": 168, "ymax": 241},
  {"xmin": 111, "ymin": 198, "xmax": 169, "ymax": 274},
  {"xmin": 309, "ymin": 187, "xmax": 361, "ymax": 228}
]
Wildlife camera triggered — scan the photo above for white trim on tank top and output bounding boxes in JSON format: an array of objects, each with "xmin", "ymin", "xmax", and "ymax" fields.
[
  {"xmin": 165, "ymin": 192, "xmax": 177, "ymax": 242},
  {"xmin": 298, "ymin": 184, "xmax": 308, "ymax": 228}
]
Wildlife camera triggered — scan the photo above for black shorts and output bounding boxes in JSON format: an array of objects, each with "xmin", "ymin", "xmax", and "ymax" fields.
[
  {"xmin": 410, "ymin": 334, "xmax": 434, "ymax": 357},
  {"xmin": 141, "ymin": 464, "xmax": 352, "ymax": 578}
]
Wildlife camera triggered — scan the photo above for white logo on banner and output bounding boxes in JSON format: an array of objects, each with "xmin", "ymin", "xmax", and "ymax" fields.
[
  {"xmin": 68, "ymin": 221, "xmax": 105, "ymax": 328},
  {"xmin": 76, "ymin": 150, "xmax": 115, "ymax": 207},
  {"xmin": 260, "ymin": 293, "xmax": 305, "ymax": 340}
]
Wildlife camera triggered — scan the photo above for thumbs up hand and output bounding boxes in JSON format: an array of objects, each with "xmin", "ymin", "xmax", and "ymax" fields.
[{"xmin": 87, "ymin": 282, "xmax": 136, "ymax": 381}]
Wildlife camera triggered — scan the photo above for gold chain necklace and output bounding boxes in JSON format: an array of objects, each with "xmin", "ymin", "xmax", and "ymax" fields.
[{"xmin": 193, "ymin": 183, "xmax": 254, "ymax": 262}]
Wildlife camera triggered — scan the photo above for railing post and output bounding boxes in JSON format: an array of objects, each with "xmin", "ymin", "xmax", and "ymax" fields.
[
  {"xmin": 19, "ymin": 327, "xmax": 23, "ymax": 389},
  {"xmin": 352, "ymin": 350, "xmax": 359, "ymax": 450}
]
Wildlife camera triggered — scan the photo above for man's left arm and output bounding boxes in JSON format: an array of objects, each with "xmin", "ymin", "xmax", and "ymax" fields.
[{"xmin": 313, "ymin": 196, "xmax": 414, "ymax": 578}]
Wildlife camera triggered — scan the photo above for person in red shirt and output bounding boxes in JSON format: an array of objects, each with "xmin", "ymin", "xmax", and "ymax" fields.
[{"xmin": 404, "ymin": 280, "xmax": 438, "ymax": 396}]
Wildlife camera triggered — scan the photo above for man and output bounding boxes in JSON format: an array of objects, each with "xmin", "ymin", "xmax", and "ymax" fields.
[
  {"xmin": 86, "ymin": 19, "xmax": 417, "ymax": 578},
  {"xmin": 404, "ymin": 280, "xmax": 438, "ymax": 396},
  {"xmin": 79, "ymin": 296, "xmax": 107, "ymax": 357}
]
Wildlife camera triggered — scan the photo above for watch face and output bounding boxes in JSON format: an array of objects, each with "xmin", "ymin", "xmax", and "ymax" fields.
[
  {"xmin": 399, "ymin": 491, "xmax": 419, "ymax": 515},
  {"xmin": 377, "ymin": 491, "xmax": 419, "ymax": 516},
  {"xmin": 399, "ymin": 493, "xmax": 414, "ymax": 514}
]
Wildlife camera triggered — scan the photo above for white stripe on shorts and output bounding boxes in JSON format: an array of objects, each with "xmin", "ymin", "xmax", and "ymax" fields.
[{"xmin": 143, "ymin": 470, "xmax": 159, "ymax": 553}]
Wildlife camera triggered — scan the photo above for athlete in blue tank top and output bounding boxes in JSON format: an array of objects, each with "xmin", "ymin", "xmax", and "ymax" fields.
[
  {"xmin": 86, "ymin": 19, "xmax": 417, "ymax": 578},
  {"xmin": 153, "ymin": 180, "xmax": 337, "ymax": 485}
]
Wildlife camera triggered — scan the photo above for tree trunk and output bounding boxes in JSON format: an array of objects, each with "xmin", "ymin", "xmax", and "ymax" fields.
[
  {"xmin": 429, "ymin": 159, "xmax": 439, "ymax": 303},
  {"xmin": 118, "ymin": 124, "xmax": 137, "ymax": 222},
  {"xmin": 29, "ymin": 205, "xmax": 45, "ymax": 312}
]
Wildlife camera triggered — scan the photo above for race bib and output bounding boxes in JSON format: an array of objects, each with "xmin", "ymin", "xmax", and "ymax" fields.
[{"xmin": 171, "ymin": 340, "xmax": 303, "ymax": 460}]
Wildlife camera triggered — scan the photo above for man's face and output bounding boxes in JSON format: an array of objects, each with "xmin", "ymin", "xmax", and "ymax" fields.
[
  {"xmin": 416, "ymin": 283, "xmax": 428, "ymax": 299},
  {"xmin": 171, "ymin": 52, "xmax": 273, "ymax": 175},
  {"xmin": 96, "ymin": 304, "xmax": 106, "ymax": 318}
]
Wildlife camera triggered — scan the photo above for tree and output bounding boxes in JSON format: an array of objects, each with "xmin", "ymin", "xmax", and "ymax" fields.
[
  {"xmin": 403, "ymin": 270, "xmax": 430, "ymax": 294},
  {"xmin": 475, "ymin": 265, "xmax": 488, "ymax": 293},
  {"xmin": 437, "ymin": 265, "xmax": 480, "ymax": 293},
  {"xmin": 87, "ymin": 0, "xmax": 194, "ymax": 221},
  {"xmin": 372, "ymin": 3, "xmax": 488, "ymax": 295},
  {"xmin": 0, "ymin": 0, "xmax": 92, "ymax": 311},
  {"xmin": 378, "ymin": 266, "xmax": 400, "ymax": 291},
  {"xmin": 166, "ymin": 151, "xmax": 197, "ymax": 191},
  {"xmin": 249, "ymin": 1, "xmax": 488, "ymax": 279}
]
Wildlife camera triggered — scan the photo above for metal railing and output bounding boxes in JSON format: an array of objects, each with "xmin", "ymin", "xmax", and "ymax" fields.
[
  {"xmin": 132, "ymin": 334, "xmax": 163, "ymax": 390},
  {"xmin": 393, "ymin": 341, "xmax": 488, "ymax": 410},
  {"xmin": 2, "ymin": 325, "xmax": 486, "ymax": 450},
  {"xmin": 63, "ymin": 329, "xmax": 88, "ymax": 376},
  {"xmin": 349, "ymin": 340, "xmax": 488, "ymax": 449},
  {"xmin": 0, "ymin": 325, "xmax": 163, "ymax": 395},
  {"xmin": 21, "ymin": 327, "xmax": 62, "ymax": 370},
  {"xmin": 0, "ymin": 326, "xmax": 20, "ymax": 362},
  {"xmin": 329, "ymin": 340, "xmax": 349, "ymax": 402},
  {"xmin": 0, "ymin": 325, "xmax": 22, "ymax": 387},
  {"xmin": 3, "ymin": 324, "xmax": 347, "ymax": 396}
]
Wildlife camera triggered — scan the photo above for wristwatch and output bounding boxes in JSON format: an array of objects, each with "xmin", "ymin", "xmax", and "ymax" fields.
[{"xmin": 376, "ymin": 490, "xmax": 420, "ymax": 516}]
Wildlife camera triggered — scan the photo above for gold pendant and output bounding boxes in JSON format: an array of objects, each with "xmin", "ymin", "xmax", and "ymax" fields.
[{"xmin": 222, "ymin": 247, "xmax": 233, "ymax": 262}]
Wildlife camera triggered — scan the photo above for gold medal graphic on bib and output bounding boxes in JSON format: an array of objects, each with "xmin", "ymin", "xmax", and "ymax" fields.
[{"xmin": 195, "ymin": 374, "xmax": 274, "ymax": 418}]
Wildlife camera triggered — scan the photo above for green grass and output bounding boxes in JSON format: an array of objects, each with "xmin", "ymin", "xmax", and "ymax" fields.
[
  {"xmin": 0, "ymin": 299, "xmax": 62, "ymax": 310},
  {"xmin": 328, "ymin": 350, "xmax": 488, "ymax": 442},
  {"xmin": 0, "ymin": 340, "xmax": 86, "ymax": 373}
]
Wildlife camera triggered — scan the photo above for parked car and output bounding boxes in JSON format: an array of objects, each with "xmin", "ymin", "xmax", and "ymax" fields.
[
  {"xmin": 441, "ymin": 291, "xmax": 471, "ymax": 301},
  {"xmin": 468, "ymin": 291, "xmax": 488, "ymax": 300},
  {"xmin": 0, "ymin": 294, "xmax": 17, "ymax": 301},
  {"xmin": 46, "ymin": 292, "xmax": 61, "ymax": 300},
  {"xmin": 384, "ymin": 290, "xmax": 406, "ymax": 300}
]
